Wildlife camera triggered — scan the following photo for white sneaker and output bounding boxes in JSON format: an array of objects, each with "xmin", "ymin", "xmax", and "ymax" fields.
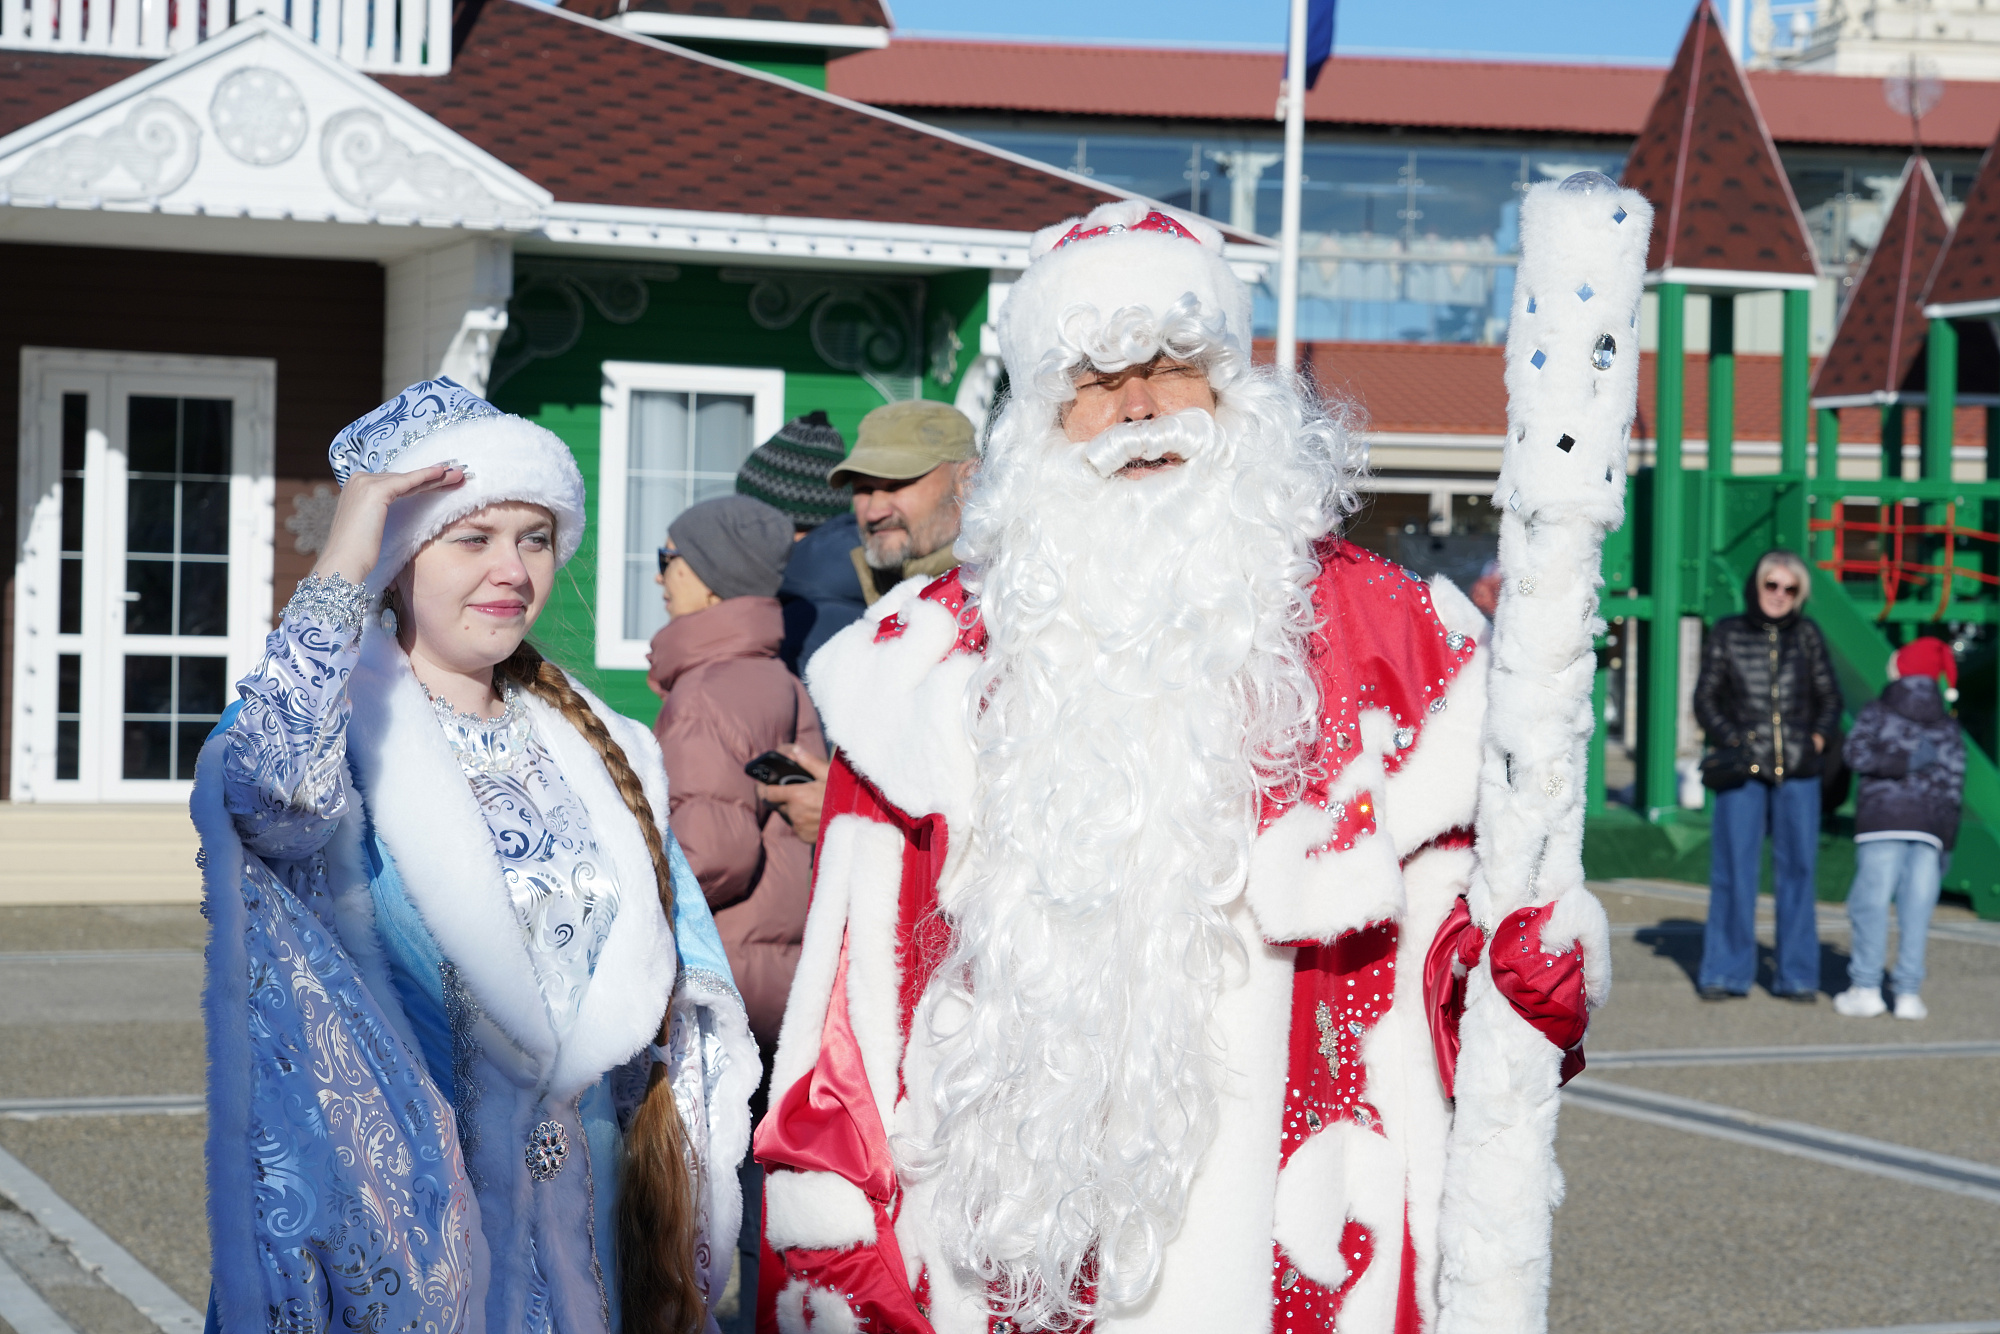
[
  {"xmin": 1894, "ymin": 992, "xmax": 1928, "ymax": 1021},
  {"xmin": 1832, "ymin": 986, "xmax": 1887, "ymax": 1018}
]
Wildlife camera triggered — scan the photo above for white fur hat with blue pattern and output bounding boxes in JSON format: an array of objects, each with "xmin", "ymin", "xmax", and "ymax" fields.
[{"xmin": 330, "ymin": 378, "xmax": 586, "ymax": 595}]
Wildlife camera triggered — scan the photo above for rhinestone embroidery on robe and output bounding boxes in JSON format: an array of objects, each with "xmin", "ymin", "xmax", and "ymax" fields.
[{"xmin": 526, "ymin": 1119, "xmax": 569, "ymax": 1181}]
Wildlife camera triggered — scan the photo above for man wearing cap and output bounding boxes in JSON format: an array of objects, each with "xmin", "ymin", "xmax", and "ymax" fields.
[
  {"xmin": 752, "ymin": 202, "xmax": 1600, "ymax": 1334},
  {"xmin": 833, "ymin": 400, "xmax": 979, "ymax": 606}
]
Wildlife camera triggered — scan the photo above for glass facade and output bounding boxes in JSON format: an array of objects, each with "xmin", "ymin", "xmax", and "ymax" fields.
[
  {"xmin": 969, "ymin": 129, "xmax": 1981, "ymax": 346},
  {"xmin": 978, "ymin": 132, "xmax": 1624, "ymax": 344}
]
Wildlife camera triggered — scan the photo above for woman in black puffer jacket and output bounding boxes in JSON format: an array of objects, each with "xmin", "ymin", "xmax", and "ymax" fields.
[{"xmin": 1691, "ymin": 550, "xmax": 1843, "ymax": 1001}]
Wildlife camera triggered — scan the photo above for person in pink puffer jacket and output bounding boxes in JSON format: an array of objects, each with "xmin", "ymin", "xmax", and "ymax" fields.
[{"xmin": 647, "ymin": 495, "xmax": 826, "ymax": 1050}]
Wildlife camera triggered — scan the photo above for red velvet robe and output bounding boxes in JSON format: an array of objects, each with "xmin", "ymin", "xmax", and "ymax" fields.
[{"xmin": 753, "ymin": 541, "xmax": 1589, "ymax": 1334}]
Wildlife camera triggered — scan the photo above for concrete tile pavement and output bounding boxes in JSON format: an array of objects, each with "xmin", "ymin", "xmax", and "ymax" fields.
[{"xmin": 0, "ymin": 887, "xmax": 1996, "ymax": 1333}]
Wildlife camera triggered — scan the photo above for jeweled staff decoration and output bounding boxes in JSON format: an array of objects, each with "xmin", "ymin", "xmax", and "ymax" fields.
[{"xmin": 1435, "ymin": 172, "xmax": 1650, "ymax": 1332}]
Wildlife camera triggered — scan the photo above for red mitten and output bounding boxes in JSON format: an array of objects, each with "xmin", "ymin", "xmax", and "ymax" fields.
[
  {"xmin": 1488, "ymin": 902, "xmax": 1589, "ymax": 1083},
  {"xmin": 1422, "ymin": 896, "xmax": 1487, "ymax": 1098}
]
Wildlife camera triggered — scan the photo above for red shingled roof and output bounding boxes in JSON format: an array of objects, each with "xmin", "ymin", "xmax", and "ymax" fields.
[
  {"xmin": 1812, "ymin": 157, "xmax": 1951, "ymax": 400},
  {"xmin": 377, "ymin": 0, "xmax": 1119, "ymax": 226},
  {"xmin": 1925, "ymin": 127, "xmax": 2000, "ymax": 313},
  {"xmin": 562, "ymin": 0, "xmax": 887, "ymax": 27},
  {"xmin": 1620, "ymin": 1, "xmax": 1817, "ymax": 278},
  {"xmin": 828, "ymin": 39, "xmax": 2000, "ymax": 152},
  {"xmin": 0, "ymin": 48, "xmax": 152, "ymax": 140}
]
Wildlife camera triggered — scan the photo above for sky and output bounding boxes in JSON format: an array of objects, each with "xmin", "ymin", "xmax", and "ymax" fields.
[{"xmin": 884, "ymin": 0, "xmax": 1692, "ymax": 63}]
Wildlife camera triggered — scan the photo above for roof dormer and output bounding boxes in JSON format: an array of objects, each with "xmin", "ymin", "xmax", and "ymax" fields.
[{"xmin": 567, "ymin": 0, "xmax": 890, "ymax": 88}]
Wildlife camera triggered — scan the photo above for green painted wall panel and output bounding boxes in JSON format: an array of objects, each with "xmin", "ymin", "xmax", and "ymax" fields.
[{"xmin": 488, "ymin": 260, "xmax": 988, "ymax": 722}]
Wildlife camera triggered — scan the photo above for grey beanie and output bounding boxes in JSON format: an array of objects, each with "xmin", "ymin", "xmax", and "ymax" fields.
[{"xmin": 667, "ymin": 495, "xmax": 794, "ymax": 600}]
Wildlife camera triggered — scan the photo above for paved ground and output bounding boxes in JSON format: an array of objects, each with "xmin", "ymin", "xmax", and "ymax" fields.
[{"xmin": 0, "ymin": 891, "xmax": 1996, "ymax": 1334}]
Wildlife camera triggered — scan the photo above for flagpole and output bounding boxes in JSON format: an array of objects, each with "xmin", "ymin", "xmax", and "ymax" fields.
[{"xmin": 1276, "ymin": 0, "xmax": 1306, "ymax": 373}]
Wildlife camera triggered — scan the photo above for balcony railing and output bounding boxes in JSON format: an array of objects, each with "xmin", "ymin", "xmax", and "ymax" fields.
[{"xmin": 0, "ymin": 0, "xmax": 450, "ymax": 73}]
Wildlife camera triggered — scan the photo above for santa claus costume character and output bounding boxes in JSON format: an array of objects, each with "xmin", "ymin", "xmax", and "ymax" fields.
[
  {"xmin": 193, "ymin": 380, "xmax": 757, "ymax": 1334},
  {"xmin": 751, "ymin": 203, "xmax": 1609, "ymax": 1334}
]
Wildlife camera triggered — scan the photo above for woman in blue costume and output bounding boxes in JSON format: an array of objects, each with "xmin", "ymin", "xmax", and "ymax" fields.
[{"xmin": 192, "ymin": 380, "xmax": 757, "ymax": 1334}]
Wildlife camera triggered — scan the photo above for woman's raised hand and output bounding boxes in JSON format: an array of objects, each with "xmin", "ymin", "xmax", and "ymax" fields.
[{"xmin": 312, "ymin": 464, "xmax": 466, "ymax": 585}]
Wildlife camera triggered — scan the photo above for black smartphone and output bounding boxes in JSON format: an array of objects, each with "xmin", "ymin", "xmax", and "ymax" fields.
[{"xmin": 745, "ymin": 750, "xmax": 815, "ymax": 786}]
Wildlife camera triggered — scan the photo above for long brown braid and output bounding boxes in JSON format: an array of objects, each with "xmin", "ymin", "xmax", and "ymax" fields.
[{"xmin": 498, "ymin": 641, "xmax": 706, "ymax": 1334}]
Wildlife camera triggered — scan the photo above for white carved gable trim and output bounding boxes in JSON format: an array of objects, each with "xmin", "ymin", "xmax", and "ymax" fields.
[{"xmin": 0, "ymin": 17, "xmax": 551, "ymax": 230}]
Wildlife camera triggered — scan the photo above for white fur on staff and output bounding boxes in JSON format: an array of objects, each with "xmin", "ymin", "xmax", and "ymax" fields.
[{"xmin": 1433, "ymin": 173, "xmax": 1649, "ymax": 1333}]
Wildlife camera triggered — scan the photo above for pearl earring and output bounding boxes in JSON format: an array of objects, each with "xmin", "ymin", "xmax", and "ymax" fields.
[{"xmin": 380, "ymin": 604, "xmax": 399, "ymax": 634}]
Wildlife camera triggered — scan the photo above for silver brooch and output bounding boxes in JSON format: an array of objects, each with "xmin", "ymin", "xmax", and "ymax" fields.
[
  {"xmin": 526, "ymin": 1119, "xmax": 569, "ymax": 1181},
  {"xmin": 1446, "ymin": 632, "xmax": 1469, "ymax": 651},
  {"xmin": 1395, "ymin": 727, "xmax": 1415, "ymax": 749}
]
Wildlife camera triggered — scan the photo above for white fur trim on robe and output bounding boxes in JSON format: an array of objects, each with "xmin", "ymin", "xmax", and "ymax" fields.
[
  {"xmin": 806, "ymin": 576, "xmax": 979, "ymax": 829},
  {"xmin": 344, "ymin": 621, "xmax": 675, "ymax": 1098},
  {"xmin": 764, "ymin": 1170, "xmax": 877, "ymax": 1253}
]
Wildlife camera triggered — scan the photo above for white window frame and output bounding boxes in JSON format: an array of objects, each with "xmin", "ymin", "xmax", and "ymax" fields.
[
  {"xmin": 12, "ymin": 348, "xmax": 276, "ymax": 802},
  {"xmin": 595, "ymin": 361, "xmax": 786, "ymax": 671}
]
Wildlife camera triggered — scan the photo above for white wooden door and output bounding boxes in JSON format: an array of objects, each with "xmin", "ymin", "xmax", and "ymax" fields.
[{"xmin": 12, "ymin": 350, "xmax": 275, "ymax": 802}]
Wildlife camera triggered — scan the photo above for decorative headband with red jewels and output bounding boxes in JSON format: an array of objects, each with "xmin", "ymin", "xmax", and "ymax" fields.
[{"xmin": 1050, "ymin": 209, "xmax": 1202, "ymax": 251}]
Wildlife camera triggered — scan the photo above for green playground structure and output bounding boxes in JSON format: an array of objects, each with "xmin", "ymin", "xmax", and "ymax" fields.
[{"xmin": 1581, "ymin": 3, "xmax": 2000, "ymax": 919}]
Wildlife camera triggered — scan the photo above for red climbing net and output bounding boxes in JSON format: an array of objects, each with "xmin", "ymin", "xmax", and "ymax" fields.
[{"xmin": 1811, "ymin": 501, "xmax": 2000, "ymax": 620}]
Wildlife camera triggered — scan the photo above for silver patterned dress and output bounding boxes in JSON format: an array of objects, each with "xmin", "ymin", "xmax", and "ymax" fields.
[{"xmin": 212, "ymin": 574, "xmax": 747, "ymax": 1334}]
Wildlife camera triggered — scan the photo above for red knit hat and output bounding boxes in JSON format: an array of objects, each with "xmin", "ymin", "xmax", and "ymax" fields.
[{"xmin": 1891, "ymin": 637, "xmax": 1957, "ymax": 689}]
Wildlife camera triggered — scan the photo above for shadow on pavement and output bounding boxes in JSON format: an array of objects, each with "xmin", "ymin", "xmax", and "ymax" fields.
[{"xmin": 1632, "ymin": 917, "xmax": 1855, "ymax": 998}]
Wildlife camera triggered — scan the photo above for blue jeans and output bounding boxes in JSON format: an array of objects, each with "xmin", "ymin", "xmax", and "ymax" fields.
[
  {"xmin": 1845, "ymin": 838, "xmax": 1943, "ymax": 994},
  {"xmin": 1701, "ymin": 776, "xmax": 1822, "ymax": 995}
]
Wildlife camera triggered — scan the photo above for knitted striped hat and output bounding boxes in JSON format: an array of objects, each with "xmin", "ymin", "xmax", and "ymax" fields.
[{"xmin": 735, "ymin": 411, "xmax": 850, "ymax": 530}]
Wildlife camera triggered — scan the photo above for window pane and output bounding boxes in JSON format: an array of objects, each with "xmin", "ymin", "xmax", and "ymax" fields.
[
  {"xmin": 127, "ymin": 479, "xmax": 177, "ymax": 554},
  {"xmin": 56, "ymin": 722, "xmax": 79, "ymax": 782},
  {"xmin": 57, "ymin": 654, "xmax": 80, "ymax": 714},
  {"xmin": 61, "ymin": 393, "xmax": 87, "ymax": 473},
  {"xmin": 127, "ymin": 397, "xmax": 178, "ymax": 473},
  {"xmin": 180, "ymin": 481, "xmax": 231, "ymax": 555},
  {"xmin": 60, "ymin": 478, "xmax": 84, "ymax": 551},
  {"xmin": 179, "ymin": 564, "xmax": 229, "ymax": 637},
  {"xmin": 181, "ymin": 399, "xmax": 232, "ymax": 475},
  {"xmin": 625, "ymin": 554, "xmax": 666, "ymax": 645},
  {"xmin": 178, "ymin": 656, "xmax": 227, "ymax": 714},
  {"xmin": 176, "ymin": 723, "xmax": 211, "ymax": 780},
  {"xmin": 693, "ymin": 395, "xmax": 753, "ymax": 475},
  {"xmin": 123, "ymin": 655, "xmax": 174, "ymax": 715},
  {"xmin": 59, "ymin": 559, "xmax": 81, "ymax": 636},
  {"xmin": 126, "ymin": 561, "xmax": 176, "ymax": 635},
  {"xmin": 625, "ymin": 392, "xmax": 691, "ymax": 642},
  {"xmin": 630, "ymin": 392, "xmax": 690, "ymax": 473},
  {"xmin": 123, "ymin": 721, "xmax": 172, "ymax": 780}
]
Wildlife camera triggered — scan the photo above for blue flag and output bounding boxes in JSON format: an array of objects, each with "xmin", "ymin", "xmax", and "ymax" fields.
[{"xmin": 1304, "ymin": 0, "xmax": 1337, "ymax": 88}]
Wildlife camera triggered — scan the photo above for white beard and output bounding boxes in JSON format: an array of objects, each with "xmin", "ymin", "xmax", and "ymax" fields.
[{"xmin": 911, "ymin": 380, "xmax": 1354, "ymax": 1328}]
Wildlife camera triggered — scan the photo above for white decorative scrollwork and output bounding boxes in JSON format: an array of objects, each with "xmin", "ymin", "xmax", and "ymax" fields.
[
  {"xmin": 721, "ymin": 269, "xmax": 925, "ymax": 402},
  {"xmin": 210, "ymin": 67, "xmax": 309, "ymax": 167},
  {"xmin": 319, "ymin": 107, "xmax": 536, "ymax": 224},
  {"xmin": 0, "ymin": 98, "xmax": 200, "ymax": 202},
  {"xmin": 487, "ymin": 259, "xmax": 679, "ymax": 391}
]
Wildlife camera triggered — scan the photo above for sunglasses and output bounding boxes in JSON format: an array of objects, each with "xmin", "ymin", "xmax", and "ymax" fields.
[
  {"xmin": 658, "ymin": 547, "xmax": 678, "ymax": 575},
  {"xmin": 1762, "ymin": 579, "xmax": 1801, "ymax": 597}
]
